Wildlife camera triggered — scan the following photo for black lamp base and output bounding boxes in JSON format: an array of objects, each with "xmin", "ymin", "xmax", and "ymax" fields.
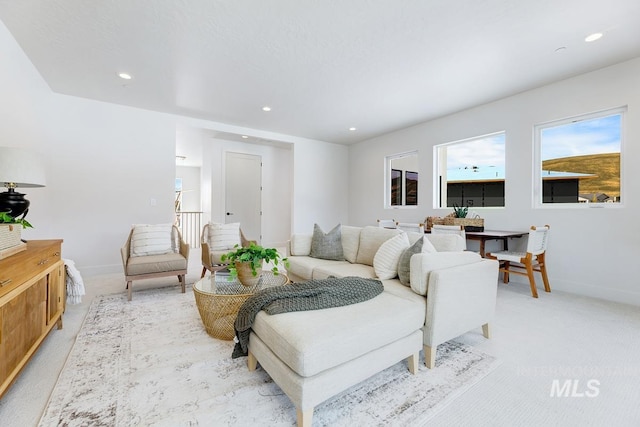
[{"xmin": 0, "ymin": 188, "xmax": 30, "ymax": 218}]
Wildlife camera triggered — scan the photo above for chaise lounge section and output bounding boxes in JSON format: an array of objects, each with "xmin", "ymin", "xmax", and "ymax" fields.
[{"xmin": 246, "ymin": 225, "xmax": 499, "ymax": 426}]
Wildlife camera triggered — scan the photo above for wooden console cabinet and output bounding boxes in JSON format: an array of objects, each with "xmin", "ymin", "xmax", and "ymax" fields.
[{"xmin": 0, "ymin": 239, "xmax": 64, "ymax": 398}]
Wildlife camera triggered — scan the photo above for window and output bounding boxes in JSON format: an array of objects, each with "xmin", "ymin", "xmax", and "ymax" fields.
[
  {"xmin": 385, "ymin": 152, "xmax": 418, "ymax": 208},
  {"xmin": 534, "ymin": 107, "xmax": 624, "ymax": 206},
  {"xmin": 434, "ymin": 132, "xmax": 506, "ymax": 209}
]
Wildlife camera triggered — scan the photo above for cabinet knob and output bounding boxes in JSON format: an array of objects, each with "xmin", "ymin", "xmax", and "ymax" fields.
[{"xmin": 38, "ymin": 259, "xmax": 49, "ymax": 265}]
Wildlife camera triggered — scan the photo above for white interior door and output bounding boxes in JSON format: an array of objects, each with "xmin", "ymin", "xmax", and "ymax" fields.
[{"xmin": 225, "ymin": 152, "xmax": 262, "ymax": 242}]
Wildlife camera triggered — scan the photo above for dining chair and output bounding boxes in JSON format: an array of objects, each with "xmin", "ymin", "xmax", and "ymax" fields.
[
  {"xmin": 430, "ymin": 224, "xmax": 467, "ymax": 249},
  {"xmin": 486, "ymin": 225, "xmax": 550, "ymax": 298},
  {"xmin": 395, "ymin": 222, "xmax": 425, "ymax": 233},
  {"xmin": 377, "ymin": 219, "xmax": 396, "ymax": 228}
]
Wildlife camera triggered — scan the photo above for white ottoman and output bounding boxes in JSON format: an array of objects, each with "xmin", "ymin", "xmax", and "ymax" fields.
[{"xmin": 247, "ymin": 291, "xmax": 425, "ymax": 426}]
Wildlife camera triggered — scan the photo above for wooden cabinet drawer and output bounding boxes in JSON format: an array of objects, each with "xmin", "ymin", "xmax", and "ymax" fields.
[{"xmin": 0, "ymin": 240, "xmax": 62, "ymax": 299}]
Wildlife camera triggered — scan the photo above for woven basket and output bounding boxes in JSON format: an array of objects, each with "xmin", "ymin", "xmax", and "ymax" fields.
[
  {"xmin": 0, "ymin": 224, "xmax": 22, "ymax": 251},
  {"xmin": 425, "ymin": 216, "xmax": 446, "ymax": 230},
  {"xmin": 442, "ymin": 217, "xmax": 485, "ymax": 232}
]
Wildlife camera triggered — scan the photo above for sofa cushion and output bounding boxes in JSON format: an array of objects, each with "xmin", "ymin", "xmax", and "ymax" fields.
[
  {"xmin": 355, "ymin": 226, "xmax": 403, "ymax": 266},
  {"xmin": 397, "ymin": 237, "xmax": 424, "ymax": 286},
  {"xmin": 409, "ymin": 251, "xmax": 482, "ymax": 296},
  {"xmin": 286, "ymin": 256, "xmax": 350, "ymax": 281},
  {"xmin": 290, "ymin": 234, "xmax": 312, "ymax": 256},
  {"xmin": 126, "ymin": 252, "xmax": 187, "ymax": 275},
  {"xmin": 130, "ymin": 224, "xmax": 174, "ymax": 257},
  {"xmin": 207, "ymin": 222, "xmax": 241, "ymax": 251},
  {"xmin": 312, "ymin": 263, "xmax": 376, "ymax": 280},
  {"xmin": 341, "ymin": 225, "xmax": 362, "ymax": 263},
  {"xmin": 310, "ymin": 224, "xmax": 345, "ymax": 261},
  {"xmin": 251, "ymin": 291, "xmax": 425, "ymax": 377},
  {"xmin": 373, "ymin": 232, "xmax": 409, "ymax": 280}
]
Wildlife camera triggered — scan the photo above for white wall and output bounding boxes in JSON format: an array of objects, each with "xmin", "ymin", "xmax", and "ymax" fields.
[
  {"xmin": 349, "ymin": 57, "xmax": 640, "ymax": 306},
  {"xmin": 0, "ymin": 22, "xmax": 347, "ymax": 275}
]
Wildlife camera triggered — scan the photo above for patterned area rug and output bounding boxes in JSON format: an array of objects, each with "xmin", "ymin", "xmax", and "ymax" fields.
[{"xmin": 39, "ymin": 285, "xmax": 500, "ymax": 427}]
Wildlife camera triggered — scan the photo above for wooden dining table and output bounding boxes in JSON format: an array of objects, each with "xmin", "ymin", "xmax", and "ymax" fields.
[{"xmin": 465, "ymin": 230, "xmax": 528, "ymax": 257}]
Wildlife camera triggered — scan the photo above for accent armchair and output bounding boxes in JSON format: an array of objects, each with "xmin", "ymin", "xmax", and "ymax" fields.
[
  {"xmin": 200, "ymin": 222, "xmax": 255, "ymax": 278},
  {"xmin": 121, "ymin": 224, "xmax": 189, "ymax": 301}
]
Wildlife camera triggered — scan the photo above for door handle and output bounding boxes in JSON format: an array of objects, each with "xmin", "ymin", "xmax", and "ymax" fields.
[{"xmin": 226, "ymin": 212, "xmax": 234, "ymax": 216}]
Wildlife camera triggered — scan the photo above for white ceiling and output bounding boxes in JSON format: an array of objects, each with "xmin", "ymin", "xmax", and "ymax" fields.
[{"xmin": 2, "ymin": 0, "xmax": 640, "ymax": 145}]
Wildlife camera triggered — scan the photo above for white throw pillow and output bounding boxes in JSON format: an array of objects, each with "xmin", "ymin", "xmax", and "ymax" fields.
[
  {"xmin": 207, "ymin": 222, "xmax": 241, "ymax": 251},
  {"xmin": 130, "ymin": 224, "xmax": 174, "ymax": 257},
  {"xmin": 373, "ymin": 233, "xmax": 410, "ymax": 280}
]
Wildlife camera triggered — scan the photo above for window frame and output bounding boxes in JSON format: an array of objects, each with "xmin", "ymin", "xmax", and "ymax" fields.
[
  {"xmin": 533, "ymin": 106, "xmax": 625, "ymax": 209},
  {"xmin": 433, "ymin": 131, "xmax": 506, "ymax": 210},
  {"xmin": 385, "ymin": 151, "xmax": 419, "ymax": 209}
]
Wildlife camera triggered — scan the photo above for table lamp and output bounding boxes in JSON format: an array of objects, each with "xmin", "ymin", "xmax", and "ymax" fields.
[{"xmin": 0, "ymin": 147, "xmax": 46, "ymax": 218}]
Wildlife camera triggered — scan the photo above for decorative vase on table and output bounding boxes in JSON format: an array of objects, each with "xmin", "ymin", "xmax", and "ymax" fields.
[{"xmin": 235, "ymin": 261, "xmax": 262, "ymax": 287}]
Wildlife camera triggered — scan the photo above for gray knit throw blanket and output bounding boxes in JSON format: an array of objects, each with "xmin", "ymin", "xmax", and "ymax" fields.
[{"xmin": 232, "ymin": 276, "xmax": 384, "ymax": 358}]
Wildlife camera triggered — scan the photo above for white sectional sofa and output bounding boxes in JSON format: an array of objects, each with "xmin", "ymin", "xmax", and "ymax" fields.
[{"xmin": 247, "ymin": 224, "xmax": 498, "ymax": 426}]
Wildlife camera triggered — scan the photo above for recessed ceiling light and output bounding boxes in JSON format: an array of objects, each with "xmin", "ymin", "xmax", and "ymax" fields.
[
  {"xmin": 262, "ymin": 106, "xmax": 271, "ymax": 112},
  {"xmin": 585, "ymin": 32, "xmax": 603, "ymax": 42},
  {"xmin": 118, "ymin": 72, "xmax": 132, "ymax": 80},
  {"xmin": 349, "ymin": 127, "xmax": 357, "ymax": 131},
  {"xmin": 241, "ymin": 135, "xmax": 249, "ymax": 139}
]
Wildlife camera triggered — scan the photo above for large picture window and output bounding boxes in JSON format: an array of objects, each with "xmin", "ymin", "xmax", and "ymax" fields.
[
  {"xmin": 534, "ymin": 107, "xmax": 624, "ymax": 206},
  {"xmin": 434, "ymin": 132, "xmax": 506, "ymax": 209}
]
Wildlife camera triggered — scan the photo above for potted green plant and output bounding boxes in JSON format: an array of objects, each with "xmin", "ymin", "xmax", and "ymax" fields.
[
  {"xmin": 452, "ymin": 203, "xmax": 468, "ymax": 218},
  {"xmin": 221, "ymin": 243, "xmax": 289, "ymax": 286},
  {"xmin": 0, "ymin": 211, "xmax": 33, "ymax": 251}
]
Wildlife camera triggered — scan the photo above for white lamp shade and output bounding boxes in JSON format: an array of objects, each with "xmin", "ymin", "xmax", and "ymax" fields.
[{"xmin": 0, "ymin": 147, "xmax": 46, "ymax": 188}]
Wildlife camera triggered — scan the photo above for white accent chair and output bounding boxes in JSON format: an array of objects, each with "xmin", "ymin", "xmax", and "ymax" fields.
[
  {"xmin": 396, "ymin": 222, "xmax": 425, "ymax": 233},
  {"xmin": 486, "ymin": 225, "xmax": 551, "ymax": 298},
  {"xmin": 431, "ymin": 224, "xmax": 467, "ymax": 249},
  {"xmin": 376, "ymin": 219, "xmax": 396, "ymax": 228}
]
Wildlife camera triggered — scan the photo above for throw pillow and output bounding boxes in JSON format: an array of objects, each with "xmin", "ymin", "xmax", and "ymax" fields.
[
  {"xmin": 355, "ymin": 226, "xmax": 403, "ymax": 266},
  {"xmin": 290, "ymin": 234, "xmax": 313, "ymax": 256},
  {"xmin": 130, "ymin": 224, "xmax": 174, "ymax": 257},
  {"xmin": 397, "ymin": 236, "xmax": 425, "ymax": 286},
  {"xmin": 207, "ymin": 222, "xmax": 241, "ymax": 251},
  {"xmin": 310, "ymin": 223, "xmax": 345, "ymax": 260},
  {"xmin": 373, "ymin": 233, "xmax": 410, "ymax": 280},
  {"xmin": 340, "ymin": 225, "xmax": 362, "ymax": 263}
]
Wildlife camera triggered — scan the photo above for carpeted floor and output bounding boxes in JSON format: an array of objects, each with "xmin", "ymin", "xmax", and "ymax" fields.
[{"xmin": 38, "ymin": 285, "xmax": 500, "ymax": 426}]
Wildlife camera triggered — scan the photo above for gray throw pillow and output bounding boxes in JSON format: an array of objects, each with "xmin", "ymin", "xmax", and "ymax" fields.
[
  {"xmin": 310, "ymin": 223, "xmax": 345, "ymax": 261},
  {"xmin": 398, "ymin": 237, "xmax": 423, "ymax": 286}
]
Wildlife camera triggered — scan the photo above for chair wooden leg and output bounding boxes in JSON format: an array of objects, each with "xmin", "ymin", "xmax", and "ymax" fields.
[
  {"xmin": 297, "ymin": 408, "xmax": 313, "ymax": 427},
  {"xmin": 525, "ymin": 261, "xmax": 538, "ymax": 298},
  {"xmin": 482, "ymin": 323, "xmax": 491, "ymax": 339},
  {"xmin": 408, "ymin": 352, "xmax": 419, "ymax": 374},
  {"xmin": 127, "ymin": 281, "xmax": 133, "ymax": 301},
  {"xmin": 179, "ymin": 274, "xmax": 185, "ymax": 293},
  {"xmin": 201, "ymin": 267, "xmax": 207, "ymax": 278},
  {"xmin": 502, "ymin": 261, "xmax": 510, "ymax": 283},
  {"xmin": 538, "ymin": 254, "xmax": 551, "ymax": 292},
  {"xmin": 424, "ymin": 344, "xmax": 436, "ymax": 368}
]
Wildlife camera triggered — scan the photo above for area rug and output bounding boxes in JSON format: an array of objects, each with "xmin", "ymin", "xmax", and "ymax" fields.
[{"xmin": 39, "ymin": 285, "xmax": 500, "ymax": 427}]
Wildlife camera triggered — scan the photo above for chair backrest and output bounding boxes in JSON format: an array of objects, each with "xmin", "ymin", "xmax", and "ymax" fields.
[
  {"xmin": 377, "ymin": 219, "xmax": 396, "ymax": 228},
  {"xmin": 526, "ymin": 225, "xmax": 550, "ymax": 255},
  {"xmin": 396, "ymin": 222, "xmax": 424, "ymax": 233},
  {"xmin": 431, "ymin": 224, "xmax": 466, "ymax": 249}
]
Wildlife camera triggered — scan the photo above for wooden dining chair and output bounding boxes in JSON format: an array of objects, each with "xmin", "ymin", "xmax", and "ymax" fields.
[
  {"xmin": 395, "ymin": 222, "xmax": 425, "ymax": 233},
  {"xmin": 486, "ymin": 225, "xmax": 550, "ymax": 298},
  {"xmin": 376, "ymin": 219, "xmax": 396, "ymax": 228}
]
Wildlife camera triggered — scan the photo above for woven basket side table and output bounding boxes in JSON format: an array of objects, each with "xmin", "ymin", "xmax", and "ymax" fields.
[{"xmin": 193, "ymin": 271, "xmax": 289, "ymax": 340}]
